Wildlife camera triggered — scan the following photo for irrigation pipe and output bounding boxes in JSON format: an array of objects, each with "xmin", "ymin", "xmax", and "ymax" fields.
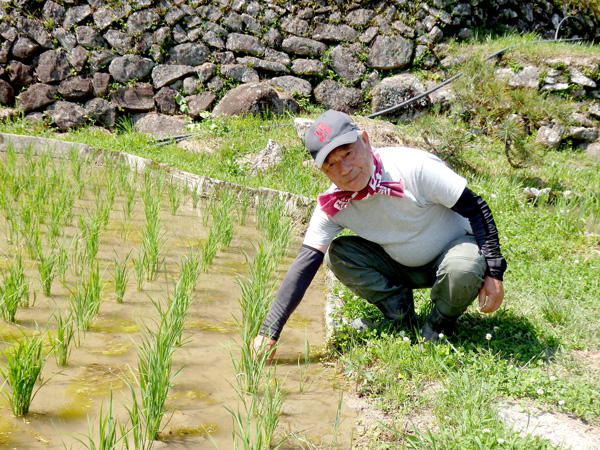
[{"xmin": 149, "ymin": 132, "xmax": 204, "ymax": 147}]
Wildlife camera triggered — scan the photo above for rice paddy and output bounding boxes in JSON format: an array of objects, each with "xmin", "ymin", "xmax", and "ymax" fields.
[{"xmin": 0, "ymin": 139, "xmax": 357, "ymax": 449}]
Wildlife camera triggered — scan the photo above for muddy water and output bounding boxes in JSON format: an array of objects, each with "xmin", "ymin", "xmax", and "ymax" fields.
[{"xmin": 0, "ymin": 163, "xmax": 358, "ymax": 449}]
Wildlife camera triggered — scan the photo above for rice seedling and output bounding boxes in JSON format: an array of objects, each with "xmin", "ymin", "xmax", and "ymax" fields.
[
  {"xmin": 47, "ymin": 186, "xmax": 73, "ymax": 242},
  {"xmin": 3, "ymin": 201, "xmax": 20, "ymax": 244},
  {"xmin": 133, "ymin": 247, "xmax": 146, "ymax": 291},
  {"xmin": 298, "ymin": 333, "xmax": 314, "ymax": 393},
  {"xmin": 23, "ymin": 215, "xmax": 43, "ymax": 260},
  {"xmin": 124, "ymin": 180, "xmax": 137, "ymax": 221},
  {"xmin": 164, "ymin": 276, "xmax": 193, "ymax": 348},
  {"xmin": 140, "ymin": 195, "xmax": 168, "ymax": 281},
  {"xmin": 0, "ymin": 331, "xmax": 49, "ymax": 416},
  {"xmin": 178, "ymin": 247, "xmax": 201, "ymax": 295},
  {"xmin": 200, "ymin": 230, "xmax": 220, "ymax": 272},
  {"xmin": 225, "ymin": 354, "xmax": 286, "ymax": 450},
  {"xmin": 191, "ymin": 183, "xmax": 201, "ymax": 209},
  {"xmin": 71, "ymin": 234, "xmax": 86, "ymax": 277},
  {"xmin": 124, "ymin": 275, "xmax": 194, "ymax": 444},
  {"xmin": 259, "ymin": 373, "xmax": 286, "ymax": 448},
  {"xmin": 55, "ymin": 236, "xmax": 72, "ymax": 283},
  {"xmin": 213, "ymin": 188, "xmax": 236, "ymax": 250},
  {"xmin": 155, "ymin": 170, "xmax": 165, "ymax": 200},
  {"xmin": 119, "ymin": 208, "xmax": 131, "ymax": 242},
  {"xmin": 79, "ymin": 211, "xmax": 103, "ymax": 265},
  {"xmin": 140, "ymin": 169, "xmax": 154, "ymax": 206},
  {"xmin": 136, "ymin": 319, "xmax": 180, "ymax": 441},
  {"xmin": 72, "ymin": 392, "xmax": 123, "ymax": 450},
  {"xmin": 50, "ymin": 309, "xmax": 76, "ymax": 366},
  {"xmin": 200, "ymin": 188, "xmax": 237, "ymax": 271},
  {"xmin": 113, "ymin": 251, "xmax": 131, "ymax": 303},
  {"xmin": 202, "ymin": 191, "xmax": 217, "ymax": 227},
  {"xmin": 256, "ymin": 196, "xmax": 293, "ymax": 253},
  {"xmin": 117, "ymin": 159, "xmax": 131, "ymax": 193},
  {"xmin": 97, "ymin": 195, "xmax": 114, "ymax": 230},
  {"xmin": 37, "ymin": 245, "xmax": 58, "ymax": 296},
  {"xmin": 0, "ymin": 254, "xmax": 29, "ymax": 322},
  {"xmin": 69, "ymin": 262, "xmax": 103, "ymax": 336},
  {"xmin": 2, "ymin": 141, "xmax": 17, "ymax": 173},
  {"xmin": 237, "ymin": 190, "xmax": 251, "ymax": 226},
  {"xmin": 233, "ymin": 242, "xmax": 279, "ymax": 394},
  {"xmin": 167, "ymin": 175, "xmax": 182, "ymax": 215},
  {"xmin": 121, "ymin": 380, "xmax": 152, "ymax": 450},
  {"xmin": 70, "ymin": 148, "xmax": 87, "ymax": 198}
]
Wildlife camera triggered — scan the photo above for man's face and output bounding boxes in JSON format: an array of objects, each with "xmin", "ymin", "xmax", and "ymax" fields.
[{"xmin": 319, "ymin": 131, "xmax": 373, "ymax": 192}]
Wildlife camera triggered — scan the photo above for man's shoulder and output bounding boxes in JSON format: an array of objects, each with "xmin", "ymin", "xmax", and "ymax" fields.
[
  {"xmin": 376, "ymin": 146, "xmax": 436, "ymax": 173},
  {"xmin": 376, "ymin": 146, "xmax": 432, "ymax": 160}
]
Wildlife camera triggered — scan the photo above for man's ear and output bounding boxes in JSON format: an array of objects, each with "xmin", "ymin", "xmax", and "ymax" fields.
[{"xmin": 360, "ymin": 130, "xmax": 371, "ymax": 150}]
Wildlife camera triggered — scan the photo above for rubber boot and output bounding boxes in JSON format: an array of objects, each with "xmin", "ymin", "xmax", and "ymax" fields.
[
  {"xmin": 420, "ymin": 306, "xmax": 458, "ymax": 342},
  {"xmin": 374, "ymin": 296, "xmax": 418, "ymax": 330}
]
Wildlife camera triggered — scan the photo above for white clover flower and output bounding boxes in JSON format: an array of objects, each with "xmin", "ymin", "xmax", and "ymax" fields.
[
  {"xmin": 403, "ymin": 336, "xmax": 410, "ymax": 343},
  {"xmin": 482, "ymin": 428, "xmax": 491, "ymax": 434},
  {"xmin": 352, "ymin": 295, "xmax": 358, "ymax": 301},
  {"xmin": 559, "ymin": 400, "xmax": 565, "ymax": 406},
  {"xmin": 550, "ymin": 376, "xmax": 557, "ymax": 382},
  {"xmin": 497, "ymin": 438, "xmax": 505, "ymax": 444},
  {"xmin": 537, "ymin": 388, "xmax": 544, "ymax": 395},
  {"xmin": 490, "ymin": 193, "xmax": 497, "ymax": 199},
  {"xmin": 438, "ymin": 332, "xmax": 445, "ymax": 339},
  {"xmin": 486, "ymin": 333, "xmax": 492, "ymax": 340}
]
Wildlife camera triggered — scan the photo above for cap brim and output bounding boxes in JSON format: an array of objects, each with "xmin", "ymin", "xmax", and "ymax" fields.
[{"xmin": 314, "ymin": 130, "xmax": 360, "ymax": 168}]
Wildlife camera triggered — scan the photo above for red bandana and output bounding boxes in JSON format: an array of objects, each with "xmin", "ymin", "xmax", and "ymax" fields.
[{"xmin": 317, "ymin": 151, "xmax": 404, "ymax": 217}]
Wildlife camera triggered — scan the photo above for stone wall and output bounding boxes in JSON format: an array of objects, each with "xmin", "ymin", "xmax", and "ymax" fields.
[{"xmin": 0, "ymin": 0, "xmax": 598, "ymax": 131}]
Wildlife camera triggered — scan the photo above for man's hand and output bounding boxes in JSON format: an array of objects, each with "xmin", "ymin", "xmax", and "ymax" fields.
[
  {"xmin": 251, "ymin": 335, "xmax": 277, "ymax": 364},
  {"xmin": 478, "ymin": 276, "xmax": 504, "ymax": 313}
]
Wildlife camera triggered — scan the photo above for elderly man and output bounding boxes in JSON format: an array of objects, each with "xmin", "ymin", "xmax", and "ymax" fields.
[{"xmin": 253, "ymin": 110, "xmax": 506, "ymax": 358}]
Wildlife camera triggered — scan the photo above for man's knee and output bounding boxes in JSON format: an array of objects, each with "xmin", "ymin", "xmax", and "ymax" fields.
[
  {"xmin": 431, "ymin": 269, "xmax": 484, "ymax": 317},
  {"xmin": 432, "ymin": 245, "xmax": 486, "ymax": 317},
  {"xmin": 325, "ymin": 235, "xmax": 372, "ymax": 271}
]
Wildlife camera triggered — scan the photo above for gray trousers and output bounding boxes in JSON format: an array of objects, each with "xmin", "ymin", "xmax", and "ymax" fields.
[{"xmin": 325, "ymin": 235, "xmax": 487, "ymax": 318}]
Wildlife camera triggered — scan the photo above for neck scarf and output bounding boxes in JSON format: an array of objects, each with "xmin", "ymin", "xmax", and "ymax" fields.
[{"xmin": 317, "ymin": 151, "xmax": 404, "ymax": 217}]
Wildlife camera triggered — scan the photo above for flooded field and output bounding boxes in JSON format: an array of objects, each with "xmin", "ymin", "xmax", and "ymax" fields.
[{"xmin": 0, "ymin": 144, "xmax": 358, "ymax": 449}]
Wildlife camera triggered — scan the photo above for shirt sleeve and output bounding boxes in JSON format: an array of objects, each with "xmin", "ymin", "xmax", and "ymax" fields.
[
  {"xmin": 259, "ymin": 244, "xmax": 325, "ymax": 340},
  {"xmin": 451, "ymin": 187, "xmax": 507, "ymax": 280},
  {"xmin": 302, "ymin": 204, "xmax": 344, "ymax": 248},
  {"xmin": 414, "ymin": 152, "xmax": 467, "ymax": 208}
]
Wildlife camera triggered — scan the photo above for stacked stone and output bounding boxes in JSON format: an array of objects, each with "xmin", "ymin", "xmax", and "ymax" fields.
[{"xmin": 0, "ymin": 0, "xmax": 598, "ymax": 131}]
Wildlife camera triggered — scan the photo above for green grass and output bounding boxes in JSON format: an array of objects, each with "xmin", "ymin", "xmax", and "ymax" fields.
[{"xmin": 0, "ymin": 113, "xmax": 330, "ymax": 199}]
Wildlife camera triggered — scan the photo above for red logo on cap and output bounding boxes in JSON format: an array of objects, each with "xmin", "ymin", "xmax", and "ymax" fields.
[{"xmin": 314, "ymin": 122, "xmax": 332, "ymax": 142}]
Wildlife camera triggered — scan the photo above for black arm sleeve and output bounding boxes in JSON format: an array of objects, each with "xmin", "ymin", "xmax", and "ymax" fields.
[
  {"xmin": 451, "ymin": 187, "xmax": 507, "ymax": 281},
  {"xmin": 259, "ymin": 244, "xmax": 325, "ymax": 340}
]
